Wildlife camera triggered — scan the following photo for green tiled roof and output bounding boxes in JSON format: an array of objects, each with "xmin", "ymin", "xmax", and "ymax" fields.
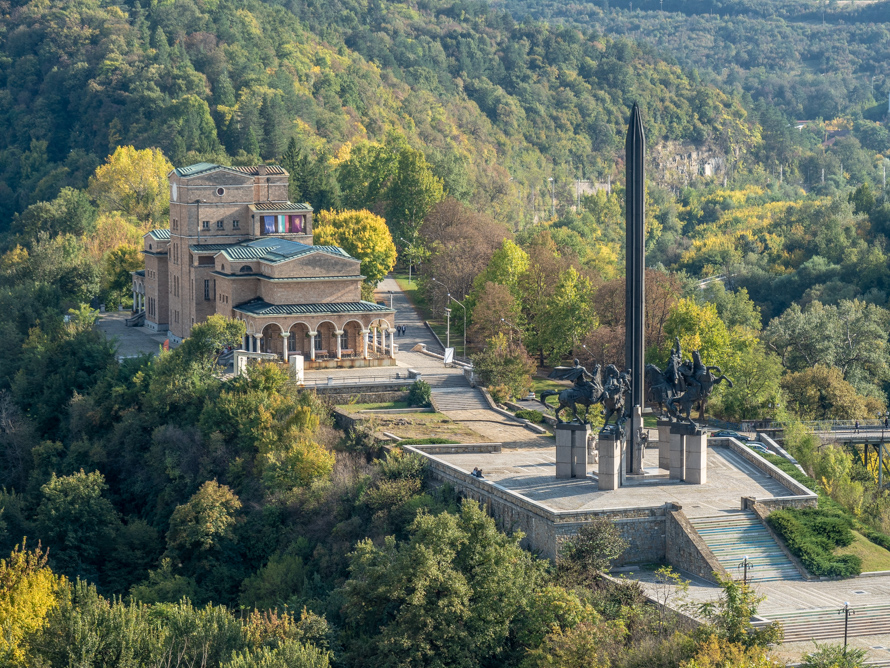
[
  {"xmin": 147, "ymin": 229, "xmax": 171, "ymax": 240},
  {"xmin": 234, "ymin": 300, "xmax": 391, "ymax": 317},
  {"xmin": 220, "ymin": 238, "xmax": 352, "ymax": 263},
  {"xmin": 189, "ymin": 243, "xmax": 236, "ymax": 253},
  {"xmin": 251, "ymin": 202, "xmax": 313, "ymax": 212},
  {"xmin": 174, "ymin": 163, "xmax": 286, "ymax": 177}
]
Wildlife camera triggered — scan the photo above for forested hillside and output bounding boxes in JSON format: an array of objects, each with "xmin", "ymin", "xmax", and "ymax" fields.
[{"xmin": 0, "ymin": 0, "xmax": 755, "ymax": 225}]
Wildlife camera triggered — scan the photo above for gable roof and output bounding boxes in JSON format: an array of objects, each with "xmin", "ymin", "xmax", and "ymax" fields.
[
  {"xmin": 147, "ymin": 229, "xmax": 171, "ymax": 240},
  {"xmin": 173, "ymin": 163, "xmax": 287, "ymax": 178},
  {"xmin": 218, "ymin": 238, "xmax": 354, "ymax": 264}
]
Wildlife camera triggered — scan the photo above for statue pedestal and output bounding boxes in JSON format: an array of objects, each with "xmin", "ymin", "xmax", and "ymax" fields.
[
  {"xmin": 555, "ymin": 423, "xmax": 589, "ymax": 479},
  {"xmin": 668, "ymin": 423, "xmax": 707, "ymax": 483},
  {"xmin": 657, "ymin": 420, "xmax": 672, "ymax": 470},
  {"xmin": 598, "ymin": 427, "xmax": 623, "ymax": 490},
  {"xmin": 685, "ymin": 431, "xmax": 708, "ymax": 484}
]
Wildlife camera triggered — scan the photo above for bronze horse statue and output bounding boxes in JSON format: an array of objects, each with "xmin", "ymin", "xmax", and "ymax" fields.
[{"xmin": 539, "ymin": 363, "xmax": 603, "ymax": 423}]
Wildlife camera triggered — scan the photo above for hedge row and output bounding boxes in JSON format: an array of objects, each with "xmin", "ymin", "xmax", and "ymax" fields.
[
  {"xmin": 767, "ymin": 508, "xmax": 862, "ymax": 578},
  {"xmin": 515, "ymin": 409, "xmax": 545, "ymax": 423}
]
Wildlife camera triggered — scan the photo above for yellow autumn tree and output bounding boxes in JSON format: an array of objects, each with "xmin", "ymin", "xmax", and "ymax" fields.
[
  {"xmin": 88, "ymin": 146, "xmax": 173, "ymax": 224},
  {"xmin": 663, "ymin": 298, "xmax": 734, "ymax": 367},
  {"xmin": 313, "ymin": 209, "xmax": 397, "ymax": 286},
  {"xmin": 0, "ymin": 541, "xmax": 64, "ymax": 665}
]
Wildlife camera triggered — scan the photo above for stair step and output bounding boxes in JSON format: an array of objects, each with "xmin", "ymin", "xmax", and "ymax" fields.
[{"xmin": 688, "ymin": 511, "xmax": 802, "ymax": 582}]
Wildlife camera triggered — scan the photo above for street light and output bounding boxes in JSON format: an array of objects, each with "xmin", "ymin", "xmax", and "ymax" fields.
[
  {"xmin": 448, "ymin": 293, "xmax": 468, "ymax": 359},
  {"xmin": 431, "ymin": 277, "xmax": 466, "ymax": 357},
  {"xmin": 500, "ymin": 318, "xmax": 523, "ymax": 345}
]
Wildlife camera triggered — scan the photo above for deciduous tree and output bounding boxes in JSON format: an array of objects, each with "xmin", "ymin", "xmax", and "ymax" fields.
[
  {"xmin": 88, "ymin": 146, "xmax": 173, "ymax": 225},
  {"xmin": 313, "ymin": 210, "xmax": 396, "ymax": 287}
]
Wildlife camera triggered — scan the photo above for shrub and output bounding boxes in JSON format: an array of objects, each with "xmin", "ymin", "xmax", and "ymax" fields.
[
  {"xmin": 767, "ymin": 508, "xmax": 861, "ymax": 577},
  {"xmin": 489, "ymin": 384, "xmax": 512, "ymax": 404},
  {"xmin": 406, "ymin": 380, "xmax": 432, "ymax": 407},
  {"xmin": 515, "ymin": 409, "xmax": 544, "ymax": 423},
  {"xmin": 862, "ymin": 528, "xmax": 890, "ymax": 551},
  {"xmin": 799, "ymin": 642, "xmax": 868, "ymax": 668}
]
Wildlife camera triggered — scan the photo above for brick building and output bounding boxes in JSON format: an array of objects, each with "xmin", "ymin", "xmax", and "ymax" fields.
[{"xmin": 132, "ymin": 163, "xmax": 396, "ymax": 367}]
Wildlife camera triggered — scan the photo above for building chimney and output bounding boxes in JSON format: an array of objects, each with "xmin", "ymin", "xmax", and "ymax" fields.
[{"xmin": 257, "ymin": 164, "xmax": 267, "ymax": 176}]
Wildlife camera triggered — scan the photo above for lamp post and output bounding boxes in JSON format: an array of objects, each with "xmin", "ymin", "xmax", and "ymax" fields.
[
  {"xmin": 500, "ymin": 318, "xmax": 523, "ymax": 345},
  {"xmin": 447, "ymin": 293, "xmax": 467, "ymax": 359},
  {"xmin": 444, "ymin": 307, "xmax": 451, "ymax": 350},
  {"xmin": 840, "ymin": 602, "xmax": 854, "ymax": 656}
]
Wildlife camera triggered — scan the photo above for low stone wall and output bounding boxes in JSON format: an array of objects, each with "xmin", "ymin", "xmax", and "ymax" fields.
[
  {"xmin": 310, "ymin": 381, "xmax": 413, "ymax": 396},
  {"xmin": 743, "ymin": 495, "xmax": 817, "ymax": 512},
  {"xmin": 411, "ymin": 443, "xmax": 502, "ymax": 454},
  {"xmin": 324, "ymin": 391, "xmax": 409, "ymax": 405},
  {"xmin": 411, "ymin": 446, "xmax": 667, "ymax": 564},
  {"xmin": 712, "ymin": 439, "xmax": 818, "ymax": 499},
  {"xmin": 665, "ymin": 508, "xmax": 728, "ymax": 583}
]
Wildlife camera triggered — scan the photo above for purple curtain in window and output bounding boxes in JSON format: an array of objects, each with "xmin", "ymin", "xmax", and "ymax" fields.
[
  {"xmin": 262, "ymin": 216, "xmax": 275, "ymax": 234},
  {"xmin": 289, "ymin": 215, "xmax": 303, "ymax": 233}
]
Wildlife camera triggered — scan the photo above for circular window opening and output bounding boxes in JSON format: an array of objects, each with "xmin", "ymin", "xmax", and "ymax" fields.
[{"xmin": 216, "ymin": 187, "xmax": 225, "ymax": 196}]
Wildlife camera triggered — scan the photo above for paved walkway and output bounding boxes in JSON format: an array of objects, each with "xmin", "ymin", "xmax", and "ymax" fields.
[
  {"xmin": 96, "ymin": 312, "xmax": 174, "ymax": 358},
  {"xmin": 303, "ymin": 275, "xmax": 459, "ymax": 380}
]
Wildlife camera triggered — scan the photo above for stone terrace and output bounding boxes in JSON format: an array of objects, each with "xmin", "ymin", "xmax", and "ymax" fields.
[{"xmin": 431, "ymin": 444, "xmax": 793, "ymax": 515}]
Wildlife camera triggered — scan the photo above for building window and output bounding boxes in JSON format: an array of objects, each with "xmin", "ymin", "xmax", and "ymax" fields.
[
  {"xmin": 172, "ymin": 218, "xmax": 178, "ymax": 231},
  {"xmin": 340, "ymin": 331, "xmax": 349, "ymax": 350},
  {"xmin": 216, "ymin": 220, "xmax": 224, "ymax": 229},
  {"xmin": 202, "ymin": 220, "xmax": 210, "ymax": 230},
  {"xmin": 232, "ymin": 220, "xmax": 240, "ymax": 229},
  {"xmin": 315, "ymin": 331, "xmax": 323, "ymax": 350},
  {"xmin": 204, "ymin": 279, "xmax": 210, "ymax": 301},
  {"xmin": 239, "ymin": 265, "xmax": 252, "ymax": 273},
  {"xmin": 216, "ymin": 187, "xmax": 225, "ymax": 196}
]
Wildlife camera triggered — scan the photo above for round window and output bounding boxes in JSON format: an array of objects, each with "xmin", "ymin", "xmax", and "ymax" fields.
[{"xmin": 217, "ymin": 187, "xmax": 225, "ymax": 196}]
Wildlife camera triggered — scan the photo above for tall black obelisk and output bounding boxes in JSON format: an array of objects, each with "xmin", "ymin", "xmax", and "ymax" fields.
[{"xmin": 625, "ymin": 103, "xmax": 645, "ymax": 475}]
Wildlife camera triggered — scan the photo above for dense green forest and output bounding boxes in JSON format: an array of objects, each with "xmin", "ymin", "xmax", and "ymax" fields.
[{"xmin": 2, "ymin": 0, "xmax": 890, "ymax": 664}]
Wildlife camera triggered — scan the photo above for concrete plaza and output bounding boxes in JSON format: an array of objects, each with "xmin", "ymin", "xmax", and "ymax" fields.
[{"xmin": 431, "ymin": 443, "xmax": 792, "ymax": 515}]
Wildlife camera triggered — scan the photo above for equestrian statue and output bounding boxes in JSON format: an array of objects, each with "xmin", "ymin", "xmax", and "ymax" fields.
[
  {"xmin": 539, "ymin": 360, "xmax": 603, "ymax": 423},
  {"xmin": 645, "ymin": 338, "xmax": 733, "ymax": 424}
]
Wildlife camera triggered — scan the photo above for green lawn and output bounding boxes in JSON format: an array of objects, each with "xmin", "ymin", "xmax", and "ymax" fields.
[
  {"xmin": 531, "ymin": 377, "xmax": 569, "ymax": 395},
  {"xmin": 347, "ymin": 401, "xmax": 411, "ymax": 411},
  {"xmin": 836, "ymin": 531, "xmax": 890, "ymax": 572}
]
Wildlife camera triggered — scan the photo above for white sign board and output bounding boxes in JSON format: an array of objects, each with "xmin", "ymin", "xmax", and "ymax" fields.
[{"xmin": 443, "ymin": 347, "xmax": 455, "ymax": 365}]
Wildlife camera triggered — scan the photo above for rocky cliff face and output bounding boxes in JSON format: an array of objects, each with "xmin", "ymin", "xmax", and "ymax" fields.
[{"xmin": 651, "ymin": 140, "xmax": 728, "ymax": 187}]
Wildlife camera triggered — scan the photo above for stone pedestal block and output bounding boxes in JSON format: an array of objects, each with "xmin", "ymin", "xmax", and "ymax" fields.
[
  {"xmin": 598, "ymin": 429, "xmax": 622, "ymax": 490},
  {"xmin": 685, "ymin": 430, "xmax": 708, "ymax": 484},
  {"xmin": 657, "ymin": 421, "xmax": 672, "ymax": 470},
  {"xmin": 669, "ymin": 431, "xmax": 685, "ymax": 481},
  {"xmin": 555, "ymin": 423, "xmax": 589, "ymax": 479}
]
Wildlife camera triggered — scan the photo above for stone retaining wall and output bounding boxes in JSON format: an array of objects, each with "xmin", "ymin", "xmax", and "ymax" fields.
[
  {"xmin": 665, "ymin": 508, "xmax": 728, "ymax": 583},
  {"xmin": 411, "ymin": 446, "xmax": 668, "ymax": 564},
  {"xmin": 711, "ymin": 439, "xmax": 817, "ymax": 499}
]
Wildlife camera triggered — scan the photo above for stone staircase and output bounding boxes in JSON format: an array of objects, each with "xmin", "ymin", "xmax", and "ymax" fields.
[
  {"xmin": 424, "ymin": 374, "xmax": 471, "ymax": 389},
  {"xmin": 431, "ymin": 387, "xmax": 491, "ymax": 412},
  {"xmin": 688, "ymin": 511, "xmax": 802, "ymax": 582},
  {"xmin": 753, "ymin": 604, "xmax": 890, "ymax": 643}
]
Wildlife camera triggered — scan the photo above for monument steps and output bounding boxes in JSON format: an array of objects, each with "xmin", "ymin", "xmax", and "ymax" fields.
[
  {"xmin": 753, "ymin": 604, "xmax": 890, "ymax": 643},
  {"xmin": 689, "ymin": 511, "xmax": 802, "ymax": 582},
  {"xmin": 431, "ymin": 388, "xmax": 491, "ymax": 412},
  {"xmin": 424, "ymin": 374, "xmax": 471, "ymax": 389}
]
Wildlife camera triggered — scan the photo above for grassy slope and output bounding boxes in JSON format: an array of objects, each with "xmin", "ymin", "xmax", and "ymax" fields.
[{"xmin": 836, "ymin": 531, "xmax": 890, "ymax": 573}]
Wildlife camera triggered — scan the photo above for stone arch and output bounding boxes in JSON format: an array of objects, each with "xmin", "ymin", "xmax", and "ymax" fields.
[
  {"xmin": 315, "ymin": 320, "xmax": 338, "ymax": 357},
  {"xmin": 261, "ymin": 322, "xmax": 283, "ymax": 355},
  {"xmin": 342, "ymin": 319, "xmax": 364, "ymax": 356},
  {"xmin": 288, "ymin": 322, "xmax": 311, "ymax": 354},
  {"xmin": 369, "ymin": 318, "xmax": 392, "ymax": 357}
]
